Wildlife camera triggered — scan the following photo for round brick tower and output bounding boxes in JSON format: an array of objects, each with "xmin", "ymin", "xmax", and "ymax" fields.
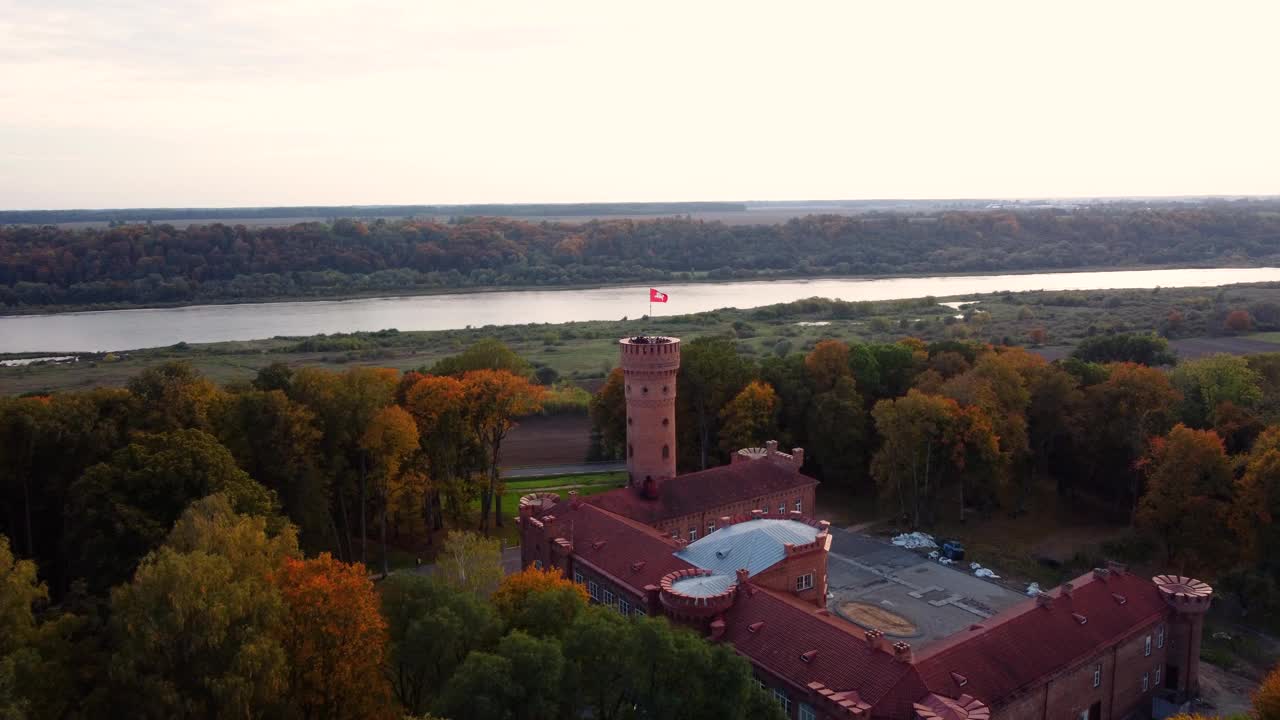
[
  {"xmin": 619, "ymin": 336, "xmax": 680, "ymax": 490},
  {"xmin": 1153, "ymin": 574, "xmax": 1213, "ymax": 697}
]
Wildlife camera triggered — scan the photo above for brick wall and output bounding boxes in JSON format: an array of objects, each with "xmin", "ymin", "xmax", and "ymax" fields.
[{"xmin": 655, "ymin": 485, "xmax": 817, "ymax": 541}]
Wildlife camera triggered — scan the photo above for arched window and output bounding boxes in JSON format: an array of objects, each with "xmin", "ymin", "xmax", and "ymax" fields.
[{"xmin": 662, "ymin": 444, "xmax": 670, "ymax": 459}]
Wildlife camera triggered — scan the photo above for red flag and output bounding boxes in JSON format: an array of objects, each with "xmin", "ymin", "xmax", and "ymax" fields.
[{"xmin": 650, "ymin": 288, "xmax": 669, "ymax": 303}]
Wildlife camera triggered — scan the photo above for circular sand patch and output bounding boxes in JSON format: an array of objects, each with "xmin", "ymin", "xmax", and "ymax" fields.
[{"xmin": 837, "ymin": 601, "xmax": 918, "ymax": 636}]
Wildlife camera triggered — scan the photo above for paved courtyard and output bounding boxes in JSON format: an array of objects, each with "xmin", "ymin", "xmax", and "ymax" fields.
[{"xmin": 825, "ymin": 527, "xmax": 1027, "ymax": 650}]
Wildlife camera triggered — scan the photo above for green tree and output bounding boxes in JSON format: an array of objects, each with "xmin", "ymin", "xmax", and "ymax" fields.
[
  {"xmin": 678, "ymin": 337, "xmax": 753, "ymax": 470},
  {"xmin": 381, "ymin": 573, "xmax": 503, "ymax": 715},
  {"xmin": 65, "ymin": 429, "xmax": 278, "ymax": 592},
  {"xmin": 588, "ymin": 368, "xmax": 627, "ymax": 461},
  {"xmin": 1137, "ymin": 425, "xmax": 1235, "ymax": 573},
  {"xmin": 1232, "ymin": 427, "xmax": 1280, "ymax": 570},
  {"xmin": 870, "ymin": 390, "xmax": 963, "ymax": 526},
  {"xmin": 107, "ymin": 495, "xmax": 298, "ymax": 719},
  {"xmin": 805, "ymin": 376, "xmax": 866, "ymax": 488},
  {"xmin": 1169, "ymin": 354, "xmax": 1263, "ymax": 428},
  {"xmin": 213, "ymin": 389, "xmax": 331, "ymax": 552},
  {"xmin": 430, "ymin": 339, "xmax": 531, "ymax": 377},
  {"xmin": 126, "ymin": 360, "xmax": 222, "ymax": 432},
  {"xmin": 1072, "ymin": 333, "xmax": 1176, "ymax": 366},
  {"xmin": 434, "ymin": 651, "xmax": 514, "ymax": 720}
]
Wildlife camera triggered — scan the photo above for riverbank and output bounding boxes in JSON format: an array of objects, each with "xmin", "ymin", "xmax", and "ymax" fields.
[
  {"xmin": 0, "ymin": 260, "xmax": 1269, "ymax": 317},
  {"xmin": 3, "ymin": 282, "xmax": 1277, "ymax": 395}
]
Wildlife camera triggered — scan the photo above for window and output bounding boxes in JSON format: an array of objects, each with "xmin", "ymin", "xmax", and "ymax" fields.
[
  {"xmin": 662, "ymin": 417, "xmax": 669, "ymax": 426},
  {"xmin": 799, "ymin": 703, "xmax": 817, "ymax": 720},
  {"xmin": 689, "ymin": 527, "xmax": 698, "ymax": 542},
  {"xmin": 796, "ymin": 573, "xmax": 815, "ymax": 591},
  {"xmin": 627, "ymin": 416, "xmax": 632, "ymax": 425},
  {"xmin": 1154, "ymin": 667, "xmax": 1161, "ymax": 686},
  {"xmin": 1092, "ymin": 663, "xmax": 1102, "ymax": 688},
  {"xmin": 779, "ymin": 502, "xmax": 786, "ymax": 514},
  {"xmin": 628, "ymin": 444, "xmax": 633, "ymax": 458},
  {"xmin": 603, "ymin": 589, "xmax": 615, "ymax": 606},
  {"xmin": 533, "ymin": 559, "xmax": 543, "ymax": 570},
  {"xmin": 1078, "ymin": 711, "xmax": 1089, "ymax": 720},
  {"xmin": 1156, "ymin": 624, "xmax": 1165, "ymax": 649},
  {"xmin": 619, "ymin": 598, "xmax": 631, "ymax": 615},
  {"xmin": 707, "ymin": 521, "xmax": 716, "ymax": 535},
  {"xmin": 588, "ymin": 581, "xmax": 599, "ymax": 601},
  {"xmin": 795, "ymin": 499, "xmax": 802, "ymax": 513},
  {"xmin": 1144, "ymin": 635, "xmax": 1152, "ymax": 657},
  {"xmin": 662, "ymin": 444, "xmax": 670, "ymax": 459},
  {"xmin": 756, "ymin": 680, "xmax": 766, "ymax": 692},
  {"xmin": 634, "ymin": 606, "xmax": 646, "ymax": 617},
  {"xmin": 574, "ymin": 571, "xmax": 584, "ymax": 585},
  {"xmin": 772, "ymin": 689, "xmax": 791, "ymax": 714},
  {"xmin": 1142, "ymin": 672, "xmax": 1149, "ymax": 692}
]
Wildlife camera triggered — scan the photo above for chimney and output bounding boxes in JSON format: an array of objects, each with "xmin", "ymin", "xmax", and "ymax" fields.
[
  {"xmin": 751, "ymin": 509, "xmax": 764, "ymax": 519},
  {"xmin": 791, "ymin": 447, "xmax": 805, "ymax": 467},
  {"xmin": 892, "ymin": 641, "xmax": 913, "ymax": 663},
  {"xmin": 865, "ymin": 628, "xmax": 888, "ymax": 653},
  {"xmin": 568, "ymin": 490, "xmax": 581, "ymax": 509},
  {"xmin": 719, "ymin": 516, "xmax": 732, "ymax": 527},
  {"xmin": 709, "ymin": 618, "xmax": 727, "ymax": 641},
  {"xmin": 735, "ymin": 568, "xmax": 750, "ymax": 589}
]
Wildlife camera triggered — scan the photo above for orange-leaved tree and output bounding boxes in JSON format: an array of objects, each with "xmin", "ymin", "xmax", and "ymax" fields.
[
  {"xmin": 804, "ymin": 340, "xmax": 851, "ymax": 393},
  {"xmin": 491, "ymin": 566, "xmax": 589, "ymax": 634},
  {"xmin": 718, "ymin": 380, "xmax": 779, "ymax": 454},
  {"xmin": 461, "ymin": 370, "xmax": 544, "ymax": 533},
  {"xmin": 273, "ymin": 553, "xmax": 395, "ymax": 720},
  {"xmin": 1257, "ymin": 661, "xmax": 1280, "ymax": 719},
  {"xmin": 360, "ymin": 405, "xmax": 420, "ymax": 578},
  {"xmin": 1136, "ymin": 424, "xmax": 1235, "ymax": 574}
]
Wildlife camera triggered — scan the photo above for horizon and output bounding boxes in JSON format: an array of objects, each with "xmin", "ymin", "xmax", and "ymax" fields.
[{"xmin": 3, "ymin": 1, "xmax": 1278, "ymax": 209}]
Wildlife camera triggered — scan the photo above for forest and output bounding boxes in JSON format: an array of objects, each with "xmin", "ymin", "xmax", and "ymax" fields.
[
  {"xmin": 3, "ymin": 203, "xmax": 1280, "ymax": 310},
  {"xmin": 4, "ymin": 330, "xmax": 1280, "ymax": 717}
]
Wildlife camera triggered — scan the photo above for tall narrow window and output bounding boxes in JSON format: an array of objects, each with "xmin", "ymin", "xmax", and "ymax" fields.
[
  {"xmin": 795, "ymin": 499, "xmax": 802, "ymax": 513},
  {"xmin": 1092, "ymin": 663, "xmax": 1102, "ymax": 688},
  {"xmin": 628, "ymin": 444, "xmax": 634, "ymax": 458},
  {"xmin": 1154, "ymin": 667, "xmax": 1161, "ymax": 686},
  {"xmin": 707, "ymin": 521, "xmax": 716, "ymax": 535},
  {"xmin": 1144, "ymin": 635, "xmax": 1152, "ymax": 657},
  {"xmin": 1156, "ymin": 624, "xmax": 1165, "ymax": 649},
  {"xmin": 689, "ymin": 527, "xmax": 698, "ymax": 542},
  {"xmin": 662, "ymin": 444, "xmax": 669, "ymax": 459},
  {"xmin": 1141, "ymin": 672, "xmax": 1149, "ymax": 692}
]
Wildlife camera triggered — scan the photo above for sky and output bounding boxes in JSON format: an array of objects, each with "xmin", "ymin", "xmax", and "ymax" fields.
[{"xmin": 1, "ymin": 0, "xmax": 1278, "ymax": 209}]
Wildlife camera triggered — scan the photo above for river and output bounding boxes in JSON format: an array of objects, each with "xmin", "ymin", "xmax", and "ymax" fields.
[{"xmin": 1, "ymin": 267, "xmax": 1277, "ymax": 354}]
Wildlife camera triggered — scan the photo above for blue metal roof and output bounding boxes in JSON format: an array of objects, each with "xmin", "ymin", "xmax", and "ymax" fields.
[
  {"xmin": 670, "ymin": 573, "xmax": 736, "ymax": 597},
  {"xmin": 675, "ymin": 519, "xmax": 820, "ymax": 578}
]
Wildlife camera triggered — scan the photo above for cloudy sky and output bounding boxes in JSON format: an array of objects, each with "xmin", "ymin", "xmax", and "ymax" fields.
[{"xmin": 1, "ymin": 0, "xmax": 1277, "ymax": 209}]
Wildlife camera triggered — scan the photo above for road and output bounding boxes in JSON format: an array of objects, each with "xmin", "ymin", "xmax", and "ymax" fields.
[{"xmin": 502, "ymin": 462, "xmax": 625, "ymax": 479}]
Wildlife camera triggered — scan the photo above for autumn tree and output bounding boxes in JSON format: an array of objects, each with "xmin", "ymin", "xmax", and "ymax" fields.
[
  {"xmin": 438, "ymin": 531, "xmax": 504, "ymax": 598},
  {"xmin": 274, "ymin": 553, "xmax": 395, "ymax": 720},
  {"xmin": 678, "ymin": 336, "xmax": 753, "ymax": 470},
  {"xmin": 1137, "ymin": 425, "xmax": 1235, "ymax": 573},
  {"xmin": 381, "ymin": 573, "xmax": 503, "ymax": 715},
  {"xmin": 360, "ymin": 405, "xmax": 420, "ymax": 577},
  {"xmin": 1079, "ymin": 362, "xmax": 1182, "ymax": 520},
  {"xmin": 126, "ymin": 360, "xmax": 222, "ymax": 432},
  {"xmin": 804, "ymin": 339, "xmax": 850, "ymax": 392},
  {"xmin": 1257, "ymin": 661, "xmax": 1280, "ymax": 719},
  {"xmin": 870, "ymin": 390, "xmax": 961, "ymax": 526},
  {"xmin": 1231, "ymin": 427, "xmax": 1280, "ymax": 568},
  {"xmin": 1225, "ymin": 309, "xmax": 1254, "ymax": 333},
  {"xmin": 65, "ymin": 429, "xmax": 278, "ymax": 592},
  {"xmin": 588, "ymin": 368, "xmax": 627, "ymax": 460},
  {"xmin": 718, "ymin": 381, "xmax": 779, "ymax": 453},
  {"xmin": 462, "ymin": 369, "xmax": 544, "ymax": 532},
  {"xmin": 491, "ymin": 567, "xmax": 589, "ymax": 635},
  {"xmin": 108, "ymin": 495, "xmax": 298, "ymax": 718},
  {"xmin": 403, "ymin": 374, "xmax": 474, "ymax": 533}
]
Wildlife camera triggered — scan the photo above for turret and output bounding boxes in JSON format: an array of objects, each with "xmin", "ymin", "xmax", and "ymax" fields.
[
  {"xmin": 1153, "ymin": 574, "xmax": 1213, "ymax": 697},
  {"xmin": 619, "ymin": 336, "xmax": 681, "ymax": 488}
]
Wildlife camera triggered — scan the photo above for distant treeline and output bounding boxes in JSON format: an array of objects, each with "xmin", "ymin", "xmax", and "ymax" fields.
[
  {"xmin": 0, "ymin": 201, "xmax": 747, "ymax": 225},
  {"xmin": 2, "ymin": 205, "xmax": 1280, "ymax": 309}
]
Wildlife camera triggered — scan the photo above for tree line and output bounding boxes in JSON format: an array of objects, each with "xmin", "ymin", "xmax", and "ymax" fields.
[
  {"xmin": 5, "ymin": 204, "xmax": 1280, "ymax": 309},
  {"xmin": 592, "ymin": 334, "xmax": 1280, "ymax": 623}
]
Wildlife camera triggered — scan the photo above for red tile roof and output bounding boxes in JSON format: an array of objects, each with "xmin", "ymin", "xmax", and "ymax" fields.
[
  {"xmin": 540, "ymin": 500, "xmax": 693, "ymax": 593},
  {"xmin": 912, "ymin": 569, "xmax": 1171, "ymax": 708},
  {"xmin": 587, "ymin": 460, "xmax": 818, "ymax": 525},
  {"xmin": 720, "ymin": 585, "xmax": 928, "ymax": 718}
]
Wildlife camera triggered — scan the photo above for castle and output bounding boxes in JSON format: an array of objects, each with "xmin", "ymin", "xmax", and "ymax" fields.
[{"xmin": 519, "ymin": 336, "xmax": 1211, "ymax": 719}]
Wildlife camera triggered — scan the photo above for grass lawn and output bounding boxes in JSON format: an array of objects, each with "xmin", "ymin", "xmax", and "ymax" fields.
[
  {"xmin": 1250, "ymin": 331, "xmax": 1280, "ymax": 344},
  {"xmin": 505, "ymin": 471, "xmax": 627, "ymax": 492}
]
